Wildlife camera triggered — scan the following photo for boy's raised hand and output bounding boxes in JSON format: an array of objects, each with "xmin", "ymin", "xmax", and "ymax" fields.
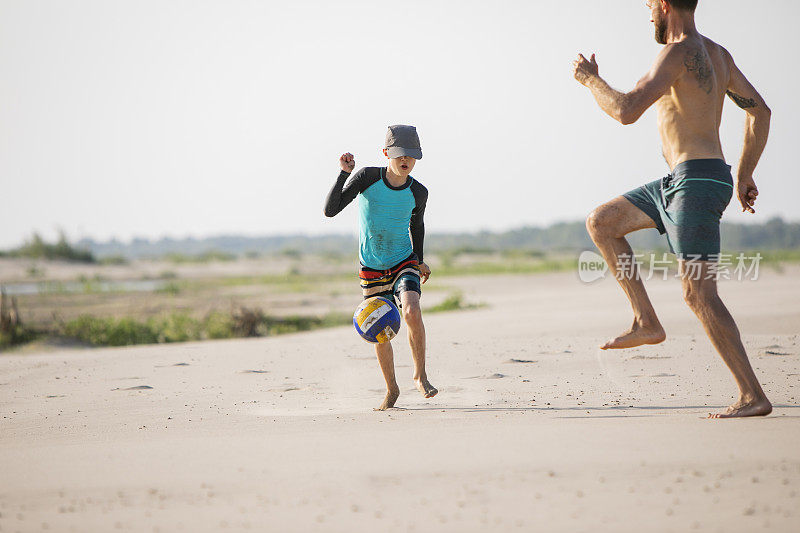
[{"xmin": 339, "ymin": 152, "xmax": 355, "ymax": 173}]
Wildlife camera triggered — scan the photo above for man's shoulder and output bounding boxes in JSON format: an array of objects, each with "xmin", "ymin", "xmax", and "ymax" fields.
[
  {"xmin": 700, "ymin": 35, "xmax": 728, "ymax": 54},
  {"xmin": 659, "ymin": 39, "xmax": 697, "ymax": 63},
  {"xmin": 704, "ymin": 37, "xmax": 734, "ymax": 69},
  {"xmin": 669, "ymin": 35, "xmax": 728, "ymax": 61}
]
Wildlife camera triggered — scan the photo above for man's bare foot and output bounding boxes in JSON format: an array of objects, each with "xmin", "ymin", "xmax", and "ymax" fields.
[
  {"xmin": 601, "ymin": 320, "xmax": 666, "ymax": 350},
  {"xmin": 374, "ymin": 389, "xmax": 399, "ymax": 411},
  {"xmin": 708, "ymin": 396, "xmax": 772, "ymax": 418},
  {"xmin": 414, "ymin": 378, "xmax": 438, "ymax": 398}
]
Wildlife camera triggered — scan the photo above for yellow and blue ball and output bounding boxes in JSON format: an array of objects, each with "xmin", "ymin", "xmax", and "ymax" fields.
[{"xmin": 353, "ymin": 296, "xmax": 401, "ymax": 344}]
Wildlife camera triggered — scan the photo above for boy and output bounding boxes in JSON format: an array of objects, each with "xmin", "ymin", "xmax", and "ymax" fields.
[{"xmin": 324, "ymin": 124, "xmax": 437, "ymax": 410}]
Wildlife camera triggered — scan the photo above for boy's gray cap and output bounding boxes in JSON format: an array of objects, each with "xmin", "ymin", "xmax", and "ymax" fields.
[{"xmin": 385, "ymin": 124, "xmax": 422, "ymax": 159}]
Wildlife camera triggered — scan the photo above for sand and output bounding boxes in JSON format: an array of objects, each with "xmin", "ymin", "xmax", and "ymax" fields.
[{"xmin": 1, "ymin": 267, "xmax": 799, "ymax": 532}]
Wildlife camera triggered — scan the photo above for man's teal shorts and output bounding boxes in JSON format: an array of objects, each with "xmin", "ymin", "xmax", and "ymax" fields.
[{"xmin": 623, "ymin": 159, "xmax": 734, "ymax": 261}]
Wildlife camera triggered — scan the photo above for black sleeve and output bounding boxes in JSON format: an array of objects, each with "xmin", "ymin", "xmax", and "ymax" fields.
[
  {"xmin": 323, "ymin": 167, "xmax": 379, "ymax": 217},
  {"xmin": 409, "ymin": 180, "xmax": 428, "ymax": 264}
]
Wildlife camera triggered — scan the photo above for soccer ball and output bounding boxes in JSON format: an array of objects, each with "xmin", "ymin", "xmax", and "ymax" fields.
[{"xmin": 353, "ymin": 296, "xmax": 401, "ymax": 344}]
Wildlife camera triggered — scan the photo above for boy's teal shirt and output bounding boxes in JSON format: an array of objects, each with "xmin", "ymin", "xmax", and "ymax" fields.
[{"xmin": 324, "ymin": 166, "xmax": 428, "ymax": 270}]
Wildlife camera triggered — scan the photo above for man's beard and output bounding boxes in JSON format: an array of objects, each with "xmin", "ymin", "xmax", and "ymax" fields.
[{"xmin": 654, "ymin": 15, "xmax": 668, "ymax": 44}]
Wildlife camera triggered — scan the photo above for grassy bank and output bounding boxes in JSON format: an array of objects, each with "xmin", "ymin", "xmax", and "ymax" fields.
[
  {"xmin": 55, "ymin": 309, "xmax": 352, "ymax": 347},
  {"xmin": 1, "ymin": 290, "xmax": 483, "ymax": 349},
  {"xmin": 3, "ymin": 248, "xmax": 797, "ymax": 351}
]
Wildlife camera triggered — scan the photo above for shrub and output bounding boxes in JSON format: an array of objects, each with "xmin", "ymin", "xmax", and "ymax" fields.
[
  {"xmin": 9, "ymin": 232, "xmax": 95, "ymax": 263},
  {"xmin": 62, "ymin": 316, "xmax": 159, "ymax": 346}
]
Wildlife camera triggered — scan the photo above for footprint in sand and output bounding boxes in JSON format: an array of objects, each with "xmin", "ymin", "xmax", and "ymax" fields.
[
  {"xmin": 270, "ymin": 386, "xmax": 301, "ymax": 392},
  {"xmin": 629, "ymin": 355, "xmax": 672, "ymax": 360},
  {"xmin": 466, "ymin": 373, "xmax": 506, "ymax": 379},
  {"xmin": 760, "ymin": 346, "xmax": 792, "ymax": 356}
]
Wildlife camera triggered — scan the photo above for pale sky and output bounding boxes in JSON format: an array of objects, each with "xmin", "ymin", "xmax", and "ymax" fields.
[{"xmin": 1, "ymin": 0, "xmax": 796, "ymax": 248}]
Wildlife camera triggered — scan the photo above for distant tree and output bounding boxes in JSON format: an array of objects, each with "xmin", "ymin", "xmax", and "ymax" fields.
[{"xmin": 6, "ymin": 232, "xmax": 95, "ymax": 263}]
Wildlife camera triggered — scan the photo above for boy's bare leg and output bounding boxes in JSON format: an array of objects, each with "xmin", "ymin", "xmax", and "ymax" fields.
[
  {"xmin": 400, "ymin": 290, "xmax": 437, "ymax": 398},
  {"xmin": 586, "ymin": 197, "xmax": 667, "ymax": 349},
  {"xmin": 374, "ymin": 341, "xmax": 400, "ymax": 410},
  {"xmin": 679, "ymin": 261, "xmax": 772, "ymax": 418}
]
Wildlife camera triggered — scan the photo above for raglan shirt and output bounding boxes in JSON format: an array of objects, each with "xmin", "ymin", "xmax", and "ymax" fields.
[{"xmin": 324, "ymin": 167, "xmax": 427, "ymax": 270}]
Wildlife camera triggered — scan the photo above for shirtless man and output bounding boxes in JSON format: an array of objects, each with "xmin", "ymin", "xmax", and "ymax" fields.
[{"xmin": 572, "ymin": 0, "xmax": 772, "ymax": 418}]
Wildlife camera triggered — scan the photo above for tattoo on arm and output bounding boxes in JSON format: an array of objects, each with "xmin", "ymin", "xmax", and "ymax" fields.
[
  {"xmin": 684, "ymin": 49, "xmax": 713, "ymax": 94},
  {"xmin": 726, "ymin": 90, "xmax": 758, "ymax": 109}
]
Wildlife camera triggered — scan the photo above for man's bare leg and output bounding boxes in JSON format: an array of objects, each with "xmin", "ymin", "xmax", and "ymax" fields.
[
  {"xmin": 679, "ymin": 261, "xmax": 772, "ymax": 418},
  {"xmin": 374, "ymin": 341, "xmax": 400, "ymax": 410},
  {"xmin": 586, "ymin": 197, "xmax": 667, "ymax": 349},
  {"xmin": 400, "ymin": 290, "xmax": 437, "ymax": 398}
]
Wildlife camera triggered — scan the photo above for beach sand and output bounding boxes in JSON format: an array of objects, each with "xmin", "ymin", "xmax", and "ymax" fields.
[{"xmin": 1, "ymin": 267, "xmax": 799, "ymax": 532}]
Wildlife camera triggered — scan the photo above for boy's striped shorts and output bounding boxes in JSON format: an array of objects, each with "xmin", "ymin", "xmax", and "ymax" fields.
[{"xmin": 359, "ymin": 254, "xmax": 421, "ymax": 305}]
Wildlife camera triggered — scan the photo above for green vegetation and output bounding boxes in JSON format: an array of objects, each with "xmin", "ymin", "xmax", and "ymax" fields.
[
  {"xmin": 3, "ymin": 233, "xmax": 94, "ymax": 263},
  {"xmin": 436, "ymin": 256, "xmax": 576, "ymax": 277},
  {"xmin": 155, "ymin": 281, "xmax": 183, "ymax": 295},
  {"xmin": 98, "ymin": 254, "xmax": 128, "ymax": 265},
  {"xmin": 500, "ymin": 248, "xmax": 546, "ymax": 259},
  {"xmin": 57, "ymin": 309, "xmax": 351, "ymax": 347},
  {"xmin": 26, "ymin": 264, "xmax": 44, "ymax": 278},
  {"xmin": 163, "ymin": 250, "xmax": 236, "ymax": 263},
  {"xmin": 0, "ymin": 293, "xmax": 38, "ymax": 349},
  {"xmin": 77, "ymin": 273, "xmax": 108, "ymax": 283},
  {"xmin": 0, "ymin": 324, "xmax": 38, "ymax": 349},
  {"xmin": 426, "ymin": 292, "xmax": 484, "ymax": 313},
  {"xmin": 62, "ymin": 315, "xmax": 164, "ymax": 346},
  {"xmin": 185, "ymin": 271, "xmax": 352, "ymax": 293},
  {"xmin": 279, "ymin": 248, "xmax": 302, "ymax": 259},
  {"xmin": 758, "ymin": 249, "xmax": 800, "ymax": 263}
]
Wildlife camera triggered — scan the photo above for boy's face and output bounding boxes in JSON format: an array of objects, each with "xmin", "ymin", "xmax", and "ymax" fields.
[{"xmin": 383, "ymin": 150, "xmax": 416, "ymax": 177}]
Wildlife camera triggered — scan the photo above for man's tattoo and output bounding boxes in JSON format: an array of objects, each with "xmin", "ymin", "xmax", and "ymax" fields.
[
  {"xmin": 684, "ymin": 49, "xmax": 713, "ymax": 94},
  {"xmin": 726, "ymin": 90, "xmax": 758, "ymax": 109}
]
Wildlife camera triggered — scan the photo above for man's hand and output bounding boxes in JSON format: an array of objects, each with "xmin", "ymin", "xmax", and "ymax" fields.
[
  {"xmin": 572, "ymin": 53, "xmax": 599, "ymax": 86},
  {"xmin": 419, "ymin": 262, "xmax": 431, "ymax": 284},
  {"xmin": 737, "ymin": 176, "xmax": 759, "ymax": 214},
  {"xmin": 339, "ymin": 152, "xmax": 355, "ymax": 173}
]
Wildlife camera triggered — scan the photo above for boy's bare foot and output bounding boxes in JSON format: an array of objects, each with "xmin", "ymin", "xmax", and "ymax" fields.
[
  {"xmin": 415, "ymin": 378, "xmax": 438, "ymax": 398},
  {"xmin": 601, "ymin": 320, "xmax": 666, "ymax": 350},
  {"xmin": 374, "ymin": 389, "xmax": 399, "ymax": 411},
  {"xmin": 708, "ymin": 396, "xmax": 772, "ymax": 418}
]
